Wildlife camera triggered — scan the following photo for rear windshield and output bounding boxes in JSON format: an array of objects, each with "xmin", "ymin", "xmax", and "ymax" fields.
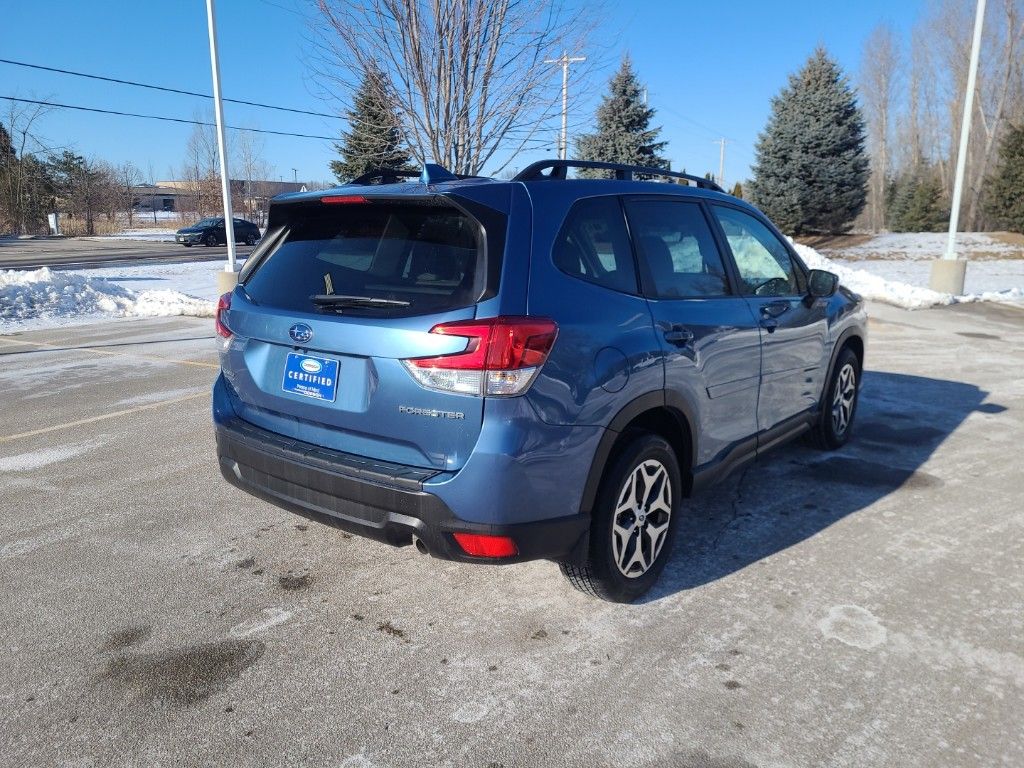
[{"xmin": 243, "ymin": 202, "xmax": 484, "ymax": 316}]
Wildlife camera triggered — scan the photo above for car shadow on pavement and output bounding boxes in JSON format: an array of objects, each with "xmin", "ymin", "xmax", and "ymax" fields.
[{"xmin": 643, "ymin": 370, "xmax": 1005, "ymax": 603}]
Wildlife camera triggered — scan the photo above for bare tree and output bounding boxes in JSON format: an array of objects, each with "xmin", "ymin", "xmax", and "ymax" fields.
[
  {"xmin": 860, "ymin": 23, "xmax": 902, "ymax": 231},
  {"xmin": 118, "ymin": 161, "xmax": 143, "ymax": 228},
  {"xmin": 235, "ymin": 130, "xmax": 272, "ymax": 225},
  {"xmin": 0, "ymin": 100, "xmax": 54, "ymax": 234},
  {"xmin": 312, "ymin": 0, "xmax": 599, "ymax": 175}
]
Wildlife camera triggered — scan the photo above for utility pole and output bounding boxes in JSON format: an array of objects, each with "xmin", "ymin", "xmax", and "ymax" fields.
[
  {"xmin": 292, "ymin": 168, "xmax": 298, "ymax": 183},
  {"xmin": 205, "ymin": 0, "xmax": 238, "ymax": 292},
  {"xmin": 545, "ymin": 51, "xmax": 586, "ymax": 160},
  {"xmin": 713, "ymin": 138, "xmax": 729, "ymax": 189},
  {"xmin": 931, "ymin": 0, "xmax": 986, "ymax": 295}
]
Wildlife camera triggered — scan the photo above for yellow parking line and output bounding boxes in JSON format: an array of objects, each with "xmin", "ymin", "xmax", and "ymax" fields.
[
  {"xmin": 0, "ymin": 337, "xmax": 219, "ymax": 369},
  {"xmin": 0, "ymin": 392, "xmax": 209, "ymax": 443}
]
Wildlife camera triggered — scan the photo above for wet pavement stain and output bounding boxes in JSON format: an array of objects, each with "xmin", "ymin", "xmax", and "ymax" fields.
[
  {"xmin": 807, "ymin": 456, "xmax": 942, "ymax": 489},
  {"xmin": 235, "ymin": 557, "xmax": 256, "ymax": 569},
  {"xmin": 377, "ymin": 621, "xmax": 408, "ymax": 641},
  {"xmin": 858, "ymin": 421, "xmax": 945, "ymax": 446},
  {"xmin": 99, "ymin": 639, "xmax": 265, "ymax": 706},
  {"xmin": 277, "ymin": 573, "xmax": 313, "ymax": 591},
  {"xmin": 956, "ymin": 331, "xmax": 1000, "ymax": 340},
  {"xmin": 100, "ymin": 625, "xmax": 152, "ymax": 653}
]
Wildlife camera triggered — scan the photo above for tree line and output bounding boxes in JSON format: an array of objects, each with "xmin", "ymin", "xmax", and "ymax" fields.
[{"xmin": 325, "ymin": 0, "xmax": 1023, "ymax": 236}]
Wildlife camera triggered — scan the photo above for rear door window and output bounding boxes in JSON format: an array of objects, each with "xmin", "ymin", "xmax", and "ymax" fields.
[
  {"xmin": 624, "ymin": 199, "xmax": 731, "ymax": 298},
  {"xmin": 242, "ymin": 202, "xmax": 485, "ymax": 316}
]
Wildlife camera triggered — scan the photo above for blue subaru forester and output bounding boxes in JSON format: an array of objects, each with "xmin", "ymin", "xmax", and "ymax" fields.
[{"xmin": 213, "ymin": 160, "xmax": 866, "ymax": 602}]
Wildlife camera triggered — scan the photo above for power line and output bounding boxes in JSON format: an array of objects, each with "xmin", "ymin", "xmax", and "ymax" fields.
[
  {"xmin": 0, "ymin": 96, "xmax": 336, "ymax": 140},
  {"xmin": 0, "ymin": 57, "xmax": 342, "ymax": 121}
]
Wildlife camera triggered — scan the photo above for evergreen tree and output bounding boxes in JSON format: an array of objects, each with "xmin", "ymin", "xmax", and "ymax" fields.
[
  {"xmin": 330, "ymin": 68, "xmax": 412, "ymax": 184},
  {"xmin": 0, "ymin": 122, "xmax": 14, "ymax": 163},
  {"xmin": 575, "ymin": 56, "xmax": 669, "ymax": 178},
  {"xmin": 750, "ymin": 47, "xmax": 869, "ymax": 234},
  {"xmin": 984, "ymin": 124, "xmax": 1024, "ymax": 233},
  {"xmin": 886, "ymin": 164, "xmax": 948, "ymax": 232}
]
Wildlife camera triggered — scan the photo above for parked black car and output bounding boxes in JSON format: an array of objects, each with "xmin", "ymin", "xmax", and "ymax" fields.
[{"xmin": 176, "ymin": 217, "xmax": 261, "ymax": 247}]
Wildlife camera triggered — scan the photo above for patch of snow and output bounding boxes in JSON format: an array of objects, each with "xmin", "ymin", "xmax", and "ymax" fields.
[
  {"xmin": 792, "ymin": 242, "xmax": 1024, "ymax": 309},
  {"xmin": 90, "ymin": 228, "xmax": 178, "ymax": 243},
  {"xmin": 820, "ymin": 232, "xmax": 1021, "ymax": 261},
  {"xmin": 0, "ymin": 266, "xmax": 214, "ymax": 332}
]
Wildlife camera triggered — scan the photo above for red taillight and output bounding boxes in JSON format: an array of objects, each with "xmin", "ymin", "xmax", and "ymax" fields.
[
  {"xmin": 320, "ymin": 195, "xmax": 368, "ymax": 204},
  {"xmin": 402, "ymin": 317, "xmax": 557, "ymax": 396},
  {"xmin": 215, "ymin": 292, "xmax": 232, "ymax": 338},
  {"xmin": 452, "ymin": 533, "xmax": 519, "ymax": 558}
]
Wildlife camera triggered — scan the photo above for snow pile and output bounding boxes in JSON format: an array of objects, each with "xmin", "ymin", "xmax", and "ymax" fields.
[
  {"xmin": 792, "ymin": 241, "xmax": 1024, "ymax": 309},
  {"xmin": 820, "ymin": 232, "xmax": 1021, "ymax": 261},
  {"xmin": 0, "ymin": 267, "xmax": 214, "ymax": 327}
]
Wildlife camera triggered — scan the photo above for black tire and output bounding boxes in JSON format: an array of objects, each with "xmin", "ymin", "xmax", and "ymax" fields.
[
  {"xmin": 244, "ymin": 233, "xmax": 256, "ymax": 246},
  {"xmin": 560, "ymin": 433, "xmax": 682, "ymax": 603},
  {"xmin": 182, "ymin": 243, "xmax": 192, "ymax": 247},
  {"xmin": 204, "ymin": 233, "xmax": 218, "ymax": 247},
  {"xmin": 808, "ymin": 347, "xmax": 860, "ymax": 450}
]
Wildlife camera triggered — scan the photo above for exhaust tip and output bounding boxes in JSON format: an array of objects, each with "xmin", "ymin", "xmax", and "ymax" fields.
[{"xmin": 412, "ymin": 535, "xmax": 429, "ymax": 555}]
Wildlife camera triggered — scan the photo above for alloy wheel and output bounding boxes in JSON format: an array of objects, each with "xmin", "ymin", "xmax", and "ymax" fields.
[
  {"xmin": 831, "ymin": 362, "xmax": 857, "ymax": 436},
  {"xmin": 611, "ymin": 459, "xmax": 673, "ymax": 578}
]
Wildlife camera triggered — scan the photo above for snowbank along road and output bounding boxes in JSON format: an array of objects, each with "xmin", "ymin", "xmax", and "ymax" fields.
[{"xmin": 0, "ymin": 302, "xmax": 1022, "ymax": 767}]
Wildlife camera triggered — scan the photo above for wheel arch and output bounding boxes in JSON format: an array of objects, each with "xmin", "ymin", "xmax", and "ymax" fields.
[{"xmin": 579, "ymin": 392, "xmax": 697, "ymax": 518}]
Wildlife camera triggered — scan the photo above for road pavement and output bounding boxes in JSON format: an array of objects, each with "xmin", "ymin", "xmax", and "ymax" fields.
[
  {"xmin": 0, "ymin": 237, "xmax": 255, "ymax": 270},
  {"xmin": 0, "ymin": 301, "xmax": 1022, "ymax": 767}
]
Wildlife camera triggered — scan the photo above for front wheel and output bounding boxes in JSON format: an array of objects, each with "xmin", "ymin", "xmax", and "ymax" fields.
[
  {"xmin": 204, "ymin": 233, "xmax": 218, "ymax": 247},
  {"xmin": 560, "ymin": 433, "xmax": 681, "ymax": 603},
  {"xmin": 809, "ymin": 347, "xmax": 860, "ymax": 449}
]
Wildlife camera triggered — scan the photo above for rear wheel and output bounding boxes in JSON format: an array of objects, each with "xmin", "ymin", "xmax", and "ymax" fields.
[
  {"xmin": 560, "ymin": 433, "xmax": 681, "ymax": 603},
  {"xmin": 809, "ymin": 347, "xmax": 860, "ymax": 449},
  {"xmin": 244, "ymin": 233, "xmax": 256, "ymax": 246}
]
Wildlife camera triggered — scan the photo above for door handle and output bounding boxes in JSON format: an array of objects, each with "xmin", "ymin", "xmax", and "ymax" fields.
[
  {"xmin": 760, "ymin": 301, "xmax": 789, "ymax": 319},
  {"xmin": 663, "ymin": 325, "xmax": 694, "ymax": 346}
]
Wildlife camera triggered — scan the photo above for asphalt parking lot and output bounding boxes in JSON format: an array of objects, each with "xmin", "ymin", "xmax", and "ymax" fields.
[
  {"xmin": 0, "ymin": 237, "xmax": 255, "ymax": 270},
  {"xmin": 1, "ymin": 301, "xmax": 1022, "ymax": 767}
]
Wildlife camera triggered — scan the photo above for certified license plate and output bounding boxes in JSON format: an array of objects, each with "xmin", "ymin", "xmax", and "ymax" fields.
[{"xmin": 282, "ymin": 352, "xmax": 339, "ymax": 402}]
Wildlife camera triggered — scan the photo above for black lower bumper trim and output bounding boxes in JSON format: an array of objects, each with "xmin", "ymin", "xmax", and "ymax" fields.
[{"xmin": 215, "ymin": 416, "xmax": 589, "ymax": 564}]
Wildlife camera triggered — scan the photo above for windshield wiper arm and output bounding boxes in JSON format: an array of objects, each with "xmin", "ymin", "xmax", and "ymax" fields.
[{"xmin": 310, "ymin": 294, "xmax": 411, "ymax": 309}]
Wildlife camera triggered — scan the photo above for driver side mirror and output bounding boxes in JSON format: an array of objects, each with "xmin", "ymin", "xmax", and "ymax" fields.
[{"xmin": 807, "ymin": 269, "xmax": 838, "ymax": 299}]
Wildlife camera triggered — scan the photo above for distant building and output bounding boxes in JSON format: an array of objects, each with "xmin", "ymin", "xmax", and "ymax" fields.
[{"xmin": 132, "ymin": 180, "xmax": 309, "ymax": 216}]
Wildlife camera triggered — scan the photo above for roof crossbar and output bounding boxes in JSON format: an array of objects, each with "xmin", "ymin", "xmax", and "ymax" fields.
[
  {"xmin": 512, "ymin": 159, "xmax": 725, "ymax": 192},
  {"xmin": 348, "ymin": 168, "xmax": 421, "ymax": 186}
]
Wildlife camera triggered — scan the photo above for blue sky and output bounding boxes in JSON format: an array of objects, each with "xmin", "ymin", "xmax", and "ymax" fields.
[{"xmin": 1, "ymin": 0, "xmax": 924, "ymax": 186}]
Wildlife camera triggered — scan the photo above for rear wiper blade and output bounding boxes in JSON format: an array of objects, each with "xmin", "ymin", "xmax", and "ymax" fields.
[{"xmin": 310, "ymin": 294, "xmax": 411, "ymax": 309}]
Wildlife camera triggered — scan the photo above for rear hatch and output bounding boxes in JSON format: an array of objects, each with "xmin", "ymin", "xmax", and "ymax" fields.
[{"xmin": 219, "ymin": 190, "xmax": 507, "ymax": 471}]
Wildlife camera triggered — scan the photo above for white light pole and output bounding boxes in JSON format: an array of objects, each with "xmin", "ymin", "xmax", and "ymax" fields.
[
  {"xmin": 545, "ymin": 51, "xmax": 586, "ymax": 160},
  {"xmin": 931, "ymin": 0, "xmax": 986, "ymax": 295},
  {"xmin": 206, "ymin": 0, "xmax": 238, "ymax": 292}
]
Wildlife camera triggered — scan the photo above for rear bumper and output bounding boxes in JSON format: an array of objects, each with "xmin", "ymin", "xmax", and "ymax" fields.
[{"xmin": 215, "ymin": 413, "xmax": 589, "ymax": 564}]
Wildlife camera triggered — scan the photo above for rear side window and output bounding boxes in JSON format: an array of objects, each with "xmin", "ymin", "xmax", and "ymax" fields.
[
  {"xmin": 624, "ymin": 200, "xmax": 731, "ymax": 298},
  {"xmin": 243, "ymin": 202, "xmax": 484, "ymax": 316},
  {"xmin": 552, "ymin": 197, "xmax": 638, "ymax": 294}
]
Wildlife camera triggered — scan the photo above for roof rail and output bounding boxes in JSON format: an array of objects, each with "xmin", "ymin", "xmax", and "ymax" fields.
[{"xmin": 512, "ymin": 159, "xmax": 725, "ymax": 193}]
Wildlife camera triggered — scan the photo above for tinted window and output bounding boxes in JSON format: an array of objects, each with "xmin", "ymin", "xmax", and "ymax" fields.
[
  {"xmin": 712, "ymin": 206, "xmax": 803, "ymax": 296},
  {"xmin": 243, "ymin": 203, "xmax": 484, "ymax": 316},
  {"xmin": 625, "ymin": 200, "xmax": 730, "ymax": 298},
  {"xmin": 553, "ymin": 197, "xmax": 637, "ymax": 294}
]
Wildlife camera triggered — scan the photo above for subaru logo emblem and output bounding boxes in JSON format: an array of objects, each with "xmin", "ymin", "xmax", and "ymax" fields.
[{"xmin": 288, "ymin": 323, "xmax": 313, "ymax": 344}]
